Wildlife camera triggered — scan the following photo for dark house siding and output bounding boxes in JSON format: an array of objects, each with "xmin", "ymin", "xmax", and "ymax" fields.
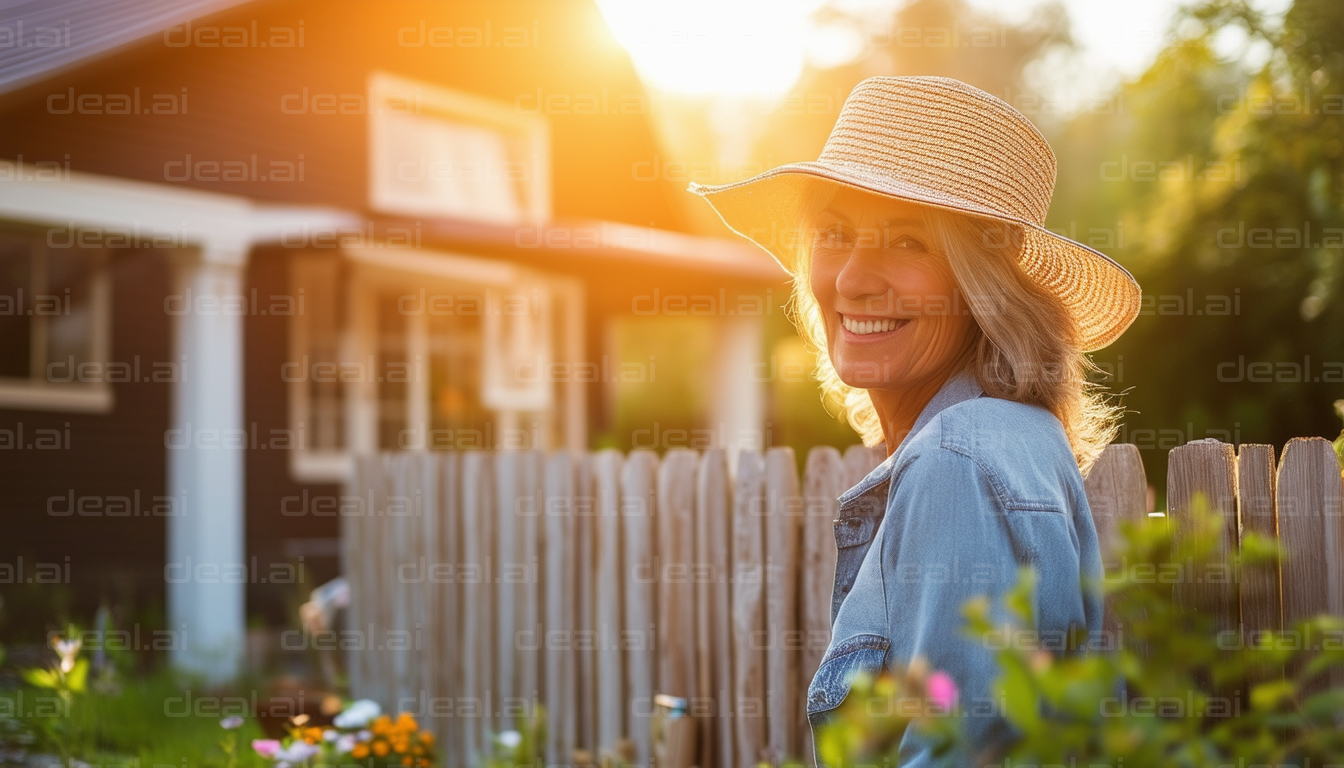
[
  {"xmin": 244, "ymin": 247, "xmax": 341, "ymax": 624},
  {"xmin": 0, "ymin": 0, "xmax": 691, "ymax": 233},
  {"xmin": 0, "ymin": 248, "xmax": 172, "ymax": 625}
]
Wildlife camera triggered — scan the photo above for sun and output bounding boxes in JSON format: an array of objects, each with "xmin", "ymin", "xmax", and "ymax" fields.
[{"xmin": 595, "ymin": 0, "xmax": 836, "ymax": 98}]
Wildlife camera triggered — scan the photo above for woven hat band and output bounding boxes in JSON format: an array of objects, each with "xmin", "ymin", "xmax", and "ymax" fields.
[{"xmin": 818, "ymin": 77, "xmax": 1057, "ymax": 225}]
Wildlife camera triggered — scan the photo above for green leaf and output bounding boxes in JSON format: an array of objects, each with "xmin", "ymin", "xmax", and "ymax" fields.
[
  {"xmin": 65, "ymin": 658, "xmax": 89, "ymax": 693},
  {"xmin": 995, "ymin": 660, "xmax": 1040, "ymax": 733},
  {"xmin": 1249, "ymin": 679, "xmax": 1295, "ymax": 711},
  {"xmin": 22, "ymin": 667, "xmax": 58, "ymax": 689}
]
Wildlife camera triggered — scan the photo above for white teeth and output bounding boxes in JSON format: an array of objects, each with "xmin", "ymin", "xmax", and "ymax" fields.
[{"xmin": 842, "ymin": 317, "xmax": 901, "ymax": 335}]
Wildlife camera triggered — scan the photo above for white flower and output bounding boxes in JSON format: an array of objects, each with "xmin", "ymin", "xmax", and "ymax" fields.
[
  {"xmin": 275, "ymin": 742, "xmax": 321, "ymax": 762},
  {"xmin": 50, "ymin": 636, "xmax": 81, "ymax": 674},
  {"xmin": 323, "ymin": 729, "xmax": 339, "ymax": 742},
  {"xmin": 333, "ymin": 699, "xmax": 381, "ymax": 729},
  {"xmin": 220, "ymin": 716, "xmax": 245, "ymax": 730},
  {"xmin": 335, "ymin": 734, "xmax": 357, "ymax": 754},
  {"xmin": 497, "ymin": 730, "xmax": 523, "ymax": 750}
]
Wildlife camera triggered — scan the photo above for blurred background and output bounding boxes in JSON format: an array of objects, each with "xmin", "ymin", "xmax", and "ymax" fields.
[{"xmin": 0, "ymin": 0, "xmax": 1342, "ymax": 759}]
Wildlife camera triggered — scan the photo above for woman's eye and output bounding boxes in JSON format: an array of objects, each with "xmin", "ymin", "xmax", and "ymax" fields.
[
  {"xmin": 815, "ymin": 226, "xmax": 853, "ymax": 251},
  {"xmin": 889, "ymin": 235, "xmax": 926, "ymax": 251}
]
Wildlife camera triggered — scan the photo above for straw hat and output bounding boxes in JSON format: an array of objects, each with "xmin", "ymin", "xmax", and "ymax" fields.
[{"xmin": 688, "ymin": 76, "xmax": 1140, "ymax": 351}]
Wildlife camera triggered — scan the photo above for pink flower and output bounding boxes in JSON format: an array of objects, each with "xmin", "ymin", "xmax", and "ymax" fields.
[
  {"xmin": 926, "ymin": 671, "xmax": 958, "ymax": 711},
  {"xmin": 252, "ymin": 739, "xmax": 282, "ymax": 758}
]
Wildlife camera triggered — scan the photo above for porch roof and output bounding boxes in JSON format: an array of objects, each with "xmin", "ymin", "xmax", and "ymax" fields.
[
  {"xmin": 367, "ymin": 214, "xmax": 788, "ymax": 284},
  {"xmin": 0, "ymin": 0, "xmax": 253, "ymax": 96}
]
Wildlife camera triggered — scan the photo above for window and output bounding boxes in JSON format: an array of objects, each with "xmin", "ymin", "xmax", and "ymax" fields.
[
  {"xmin": 367, "ymin": 71, "xmax": 550, "ymax": 223},
  {"xmin": 0, "ymin": 224, "xmax": 111, "ymax": 412},
  {"xmin": 288, "ymin": 247, "xmax": 584, "ymax": 483}
]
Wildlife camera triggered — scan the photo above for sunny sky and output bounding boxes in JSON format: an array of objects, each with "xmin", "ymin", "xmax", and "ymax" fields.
[{"xmin": 597, "ymin": 0, "xmax": 1295, "ymax": 104}]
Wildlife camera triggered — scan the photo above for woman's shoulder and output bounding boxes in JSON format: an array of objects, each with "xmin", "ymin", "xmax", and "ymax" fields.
[{"xmin": 896, "ymin": 395, "xmax": 1082, "ymax": 509}]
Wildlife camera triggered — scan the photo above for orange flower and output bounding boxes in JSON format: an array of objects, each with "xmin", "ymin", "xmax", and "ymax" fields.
[
  {"xmin": 373, "ymin": 739, "xmax": 391, "ymax": 757},
  {"xmin": 351, "ymin": 743, "xmax": 370, "ymax": 759},
  {"xmin": 401, "ymin": 758, "xmax": 413, "ymax": 766},
  {"xmin": 304, "ymin": 726, "xmax": 324, "ymax": 744},
  {"xmin": 372, "ymin": 714, "xmax": 393, "ymax": 735},
  {"xmin": 419, "ymin": 731, "xmax": 435, "ymax": 747},
  {"xmin": 396, "ymin": 712, "xmax": 418, "ymax": 732}
]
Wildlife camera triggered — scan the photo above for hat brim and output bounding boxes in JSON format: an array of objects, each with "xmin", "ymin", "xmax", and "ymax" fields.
[{"xmin": 690, "ymin": 163, "xmax": 1141, "ymax": 352}]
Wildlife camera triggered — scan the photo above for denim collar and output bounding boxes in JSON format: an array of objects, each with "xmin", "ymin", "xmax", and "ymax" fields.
[{"xmin": 837, "ymin": 367, "xmax": 984, "ymax": 506}]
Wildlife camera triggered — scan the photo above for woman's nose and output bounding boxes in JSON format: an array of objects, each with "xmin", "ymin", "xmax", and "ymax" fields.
[{"xmin": 834, "ymin": 246, "xmax": 892, "ymax": 303}]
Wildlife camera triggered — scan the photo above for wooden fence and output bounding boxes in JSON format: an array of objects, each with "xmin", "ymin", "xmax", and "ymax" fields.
[{"xmin": 341, "ymin": 437, "xmax": 1344, "ymax": 768}]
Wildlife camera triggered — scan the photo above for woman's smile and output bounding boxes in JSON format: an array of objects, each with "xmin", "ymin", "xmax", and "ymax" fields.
[{"xmin": 839, "ymin": 314, "xmax": 910, "ymax": 341}]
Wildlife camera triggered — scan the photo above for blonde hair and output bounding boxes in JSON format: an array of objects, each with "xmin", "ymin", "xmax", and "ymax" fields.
[{"xmin": 788, "ymin": 188, "xmax": 1120, "ymax": 475}]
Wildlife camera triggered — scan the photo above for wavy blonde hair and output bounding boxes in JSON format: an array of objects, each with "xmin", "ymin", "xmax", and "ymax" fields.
[{"xmin": 788, "ymin": 187, "xmax": 1120, "ymax": 475}]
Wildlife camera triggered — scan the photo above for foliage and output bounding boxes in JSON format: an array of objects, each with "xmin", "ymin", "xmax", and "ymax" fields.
[
  {"xmin": 2, "ymin": 665, "xmax": 272, "ymax": 767},
  {"xmin": 480, "ymin": 707, "xmax": 546, "ymax": 768},
  {"xmin": 806, "ymin": 660, "xmax": 960, "ymax": 768},
  {"xmin": 812, "ymin": 497, "xmax": 1344, "ymax": 766},
  {"xmin": 1052, "ymin": 0, "xmax": 1344, "ymax": 493},
  {"xmin": 1332, "ymin": 399, "xmax": 1344, "ymax": 472},
  {"xmin": 249, "ymin": 702, "xmax": 437, "ymax": 768}
]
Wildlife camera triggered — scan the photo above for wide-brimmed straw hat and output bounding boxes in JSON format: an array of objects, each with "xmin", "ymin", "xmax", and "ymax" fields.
[{"xmin": 688, "ymin": 75, "xmax": 1140, "ymax": 351}]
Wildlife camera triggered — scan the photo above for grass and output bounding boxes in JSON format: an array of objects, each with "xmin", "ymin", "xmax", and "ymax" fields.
[{"xmin": 3, "ymin": 667, "xmax": 272, "ymax": 767}]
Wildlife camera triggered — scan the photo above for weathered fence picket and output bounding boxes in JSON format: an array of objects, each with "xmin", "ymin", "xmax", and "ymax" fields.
[
  {"xmin": 731, "ymin": 450, "xmax": 766, "ymax": 768},
  {"xmin": 695, "ymin": 449, "xmax": 733, "ymax": 768},
  {"xmin": 341, "ymin": 439, "xmax": 1344, "ymax": 767}
]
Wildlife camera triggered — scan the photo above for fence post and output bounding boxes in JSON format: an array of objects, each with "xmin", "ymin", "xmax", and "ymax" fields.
[
  {"xmin": 342, "ymin": 455, "xmax": 375, "ymax": 704},
  {"xmin": 544, "ymin": 451, "xmax": 579, "ymax": 766},
  {"xmin": 460, "ymin": 450, "xmax": 496, "ymax": 756},
  {"xmin": 1084, "ymin": 443, "xmax": 1149, "ymax": 562},
  {"xmin": 764, "ymin": 447, "xmax": 801, "ymax": 764},
  {"xmin": 622, "ymin": 450, "xmax": 659, "ymax": 768},
  {"xmin": 572, "ymin": 453, "xmax": 597, "ymax": 758},
  {"xmin": 657, "ymin": 450, "xmax": 699, "ymax": 704},
  {"xmin": 1236, "ymin": 443, "xmax": 1281, "ymax": 683},
  {"xmin": 1166, "ymin": 439, "xmax": 1240, "ymax": 636},
  {"xmin": 1276, "ymin": 437, "xmax": 1344, "ymax": 691},
  {"xmin": 842, "ymin": 444, "xmax": 884, "ymax": 488},
  {"xmin": 592, "ymin": 449, "xmax": 625, "ymax": 759},
  {"xmin": 799, "ymin": 446, "xmax": 844, "ymax": 767},
  {"xmin": 696, "ymin": 449, "xmax": 734, "ymax": 768},
  {"xmin": 1082, "ymin": 443, "xmax": 1148, "ymax": 653},
  {"xmin": 375, "ymin": 453, "xmax": 397, "ymax": 710},
  {"xmin": 733, "ymin": 449, "xmax": 767, "ymax": 768},
  {"xmin": 435, "ymin": 452, "xmax": 463, "ymax": 768}
]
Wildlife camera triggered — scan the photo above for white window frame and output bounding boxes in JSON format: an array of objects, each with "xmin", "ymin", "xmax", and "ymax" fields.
[
  {"xmin": 288, "ymin": 244, "xmax": 585, "ymax": 483},
  {"xmin": 0, "ymin": 227, "xmax": 112, "ymax": 413},
  {"xmin": 367, "ymin": 70, "xmax": 551, "ymax": 223}
]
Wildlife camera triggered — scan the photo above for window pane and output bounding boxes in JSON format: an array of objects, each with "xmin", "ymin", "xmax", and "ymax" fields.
[
  {"xmin": 0, "ymin": 232, "xmax": 33, "ymax": 379},
  {"xmin": 428, "ymin": 290, "xmax": 491, "ymax": 450},
  {"xmin": 376, "ymin": 294, "xmax": 407, "ymax": 450},
  {"xmin": 292, "ymin": 256, "xmax": 345, "ymax": 450},
  {"xmin": 44, "ymin": 248, "xmax": 98, "ymax": 376}
]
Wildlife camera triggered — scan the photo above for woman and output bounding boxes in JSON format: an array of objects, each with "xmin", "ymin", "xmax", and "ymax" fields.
[{"xmin": 690, "ymin": 77, "xmax": 1140, "ymax": 765}]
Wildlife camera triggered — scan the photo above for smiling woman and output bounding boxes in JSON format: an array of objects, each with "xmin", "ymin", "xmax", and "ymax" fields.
[
  {"xmin": 690, "ymin": 76, "xmax": 1142, "ymax": 766},
  {"xmin": 791, "ymin": 186, "xmax": 1121, "ymax": 475}
]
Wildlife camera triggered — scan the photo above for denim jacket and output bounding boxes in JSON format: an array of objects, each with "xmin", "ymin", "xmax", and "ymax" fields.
[{"xmin": 806, "ymin": 369, "xmax": 1104, "ymax": 767}]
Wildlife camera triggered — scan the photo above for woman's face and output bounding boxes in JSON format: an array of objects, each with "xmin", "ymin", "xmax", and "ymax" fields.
[{"xmin": 808, "ymin": 189, "xmax": 977, "ymax": 391}]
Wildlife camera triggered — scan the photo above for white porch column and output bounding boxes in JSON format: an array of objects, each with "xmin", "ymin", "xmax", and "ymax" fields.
[
  {"xmin": 709, "ymin": 314, "xmax": 766, "ymax": 475},
  {"xmin": 166, "ymin": 244, "xmax": 248, "ymax": 682}
]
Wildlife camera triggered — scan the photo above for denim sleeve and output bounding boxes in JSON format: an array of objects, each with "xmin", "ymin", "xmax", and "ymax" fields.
[{"xmin": 879, "ymin": 446, "xmax": 1088, "ymax": 767}]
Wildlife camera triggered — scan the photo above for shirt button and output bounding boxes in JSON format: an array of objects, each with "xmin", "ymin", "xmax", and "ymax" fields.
[{"xmin": 841, "ymin": 585, "xmax": 851, "ymax": 593}]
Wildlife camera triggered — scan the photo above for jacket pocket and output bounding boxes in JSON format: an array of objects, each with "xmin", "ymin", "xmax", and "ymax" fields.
[
  {"xmin": 806, "ymin": 633, "xmax": 891, "ymax": 726},
  {"xmin": 833, "ymin": 514, "xmax": 880, "ymax": 549}
]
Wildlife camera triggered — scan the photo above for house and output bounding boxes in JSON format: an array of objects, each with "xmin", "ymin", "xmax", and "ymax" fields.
[{"xmin": 0, "ymin": 0, "xmax": 782, "ymax": 680}]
